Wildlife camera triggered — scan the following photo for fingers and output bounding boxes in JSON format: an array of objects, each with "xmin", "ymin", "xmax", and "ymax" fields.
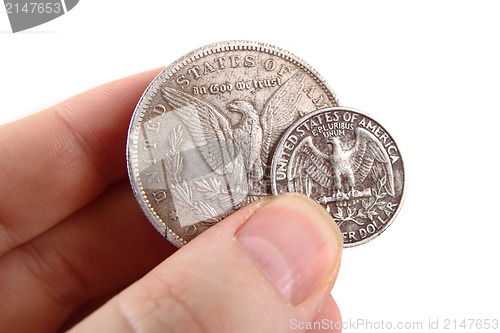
[
  {"xmin": 0, "ymin": 182, "xmax": 175, "ymax": 333},
  {"xmin": 0, "ymin": 68, "xmax": 162, "ymax": 256},
  {"xmin": 70, "ymin": 194, "xmax": 343, "ymax": 333}
]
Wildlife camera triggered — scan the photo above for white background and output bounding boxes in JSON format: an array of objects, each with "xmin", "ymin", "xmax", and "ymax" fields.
[{"xmin": 1, "ymin": 1, "xmax": 499, "ymax": 332}]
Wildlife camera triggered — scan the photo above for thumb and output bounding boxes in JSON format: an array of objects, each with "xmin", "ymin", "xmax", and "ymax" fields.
[{"xmin": 69, "ymin": 193, "xmax": 343, "ymax": 333}]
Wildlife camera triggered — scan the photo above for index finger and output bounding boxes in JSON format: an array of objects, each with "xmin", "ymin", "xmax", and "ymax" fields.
[{"xmin": 0, "ymin": 68, "xmax": 162, "ymax": 256}]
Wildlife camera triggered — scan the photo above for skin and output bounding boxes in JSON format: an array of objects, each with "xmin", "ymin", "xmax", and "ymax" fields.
[{"xmin": 0, "ymin": 69, "xmax": 343, "ymax": 333}]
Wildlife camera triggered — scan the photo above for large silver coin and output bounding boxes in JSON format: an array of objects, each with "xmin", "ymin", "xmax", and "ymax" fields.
[
  {"xmin": 127, "ymin": 41, "xmax": 338, "ymax": 247},
  {"xmin": 271, "ymin": 107, "xmax": 405, "ymax": 247}
]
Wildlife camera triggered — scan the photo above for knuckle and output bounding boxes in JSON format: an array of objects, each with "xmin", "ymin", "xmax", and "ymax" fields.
[
  {"xmin": 21, "ymin": 241, "xmax": 86, "ymax": 306},
  {"xmin": 118, "ymin": 274, "xmax": 210, "ymax": 333}
]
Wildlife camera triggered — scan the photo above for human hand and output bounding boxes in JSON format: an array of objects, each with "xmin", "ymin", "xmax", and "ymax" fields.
[{"xmin": 0, "ymin": 69, "xmax": 343, "ymax": 333}]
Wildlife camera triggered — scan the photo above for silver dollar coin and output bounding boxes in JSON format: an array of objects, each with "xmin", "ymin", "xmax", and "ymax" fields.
[
  {"xmin": 127, "ymin": 41, "xmax": 338, "ymax": 247},
  {"xmin": 271, "ymin": 107, "xmax": 405, "ymax": 247}
]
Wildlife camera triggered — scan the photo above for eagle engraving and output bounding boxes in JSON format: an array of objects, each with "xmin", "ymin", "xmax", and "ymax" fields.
[
  {"xmin": 161, "ymin": 72, "xmax": 305, "ymax": 198},
  {"xmin": 287, "ymin": 128, "xmax": 395, "ymax": 202}
]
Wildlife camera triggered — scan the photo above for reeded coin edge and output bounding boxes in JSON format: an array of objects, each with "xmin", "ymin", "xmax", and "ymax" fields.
[
  {"xmin": 270, "ymin": 106, "xmax": 406, "ymax": 248},
  {"xmin": 127, "ymin": 40, "xmax": 339, "ymax": 247}
]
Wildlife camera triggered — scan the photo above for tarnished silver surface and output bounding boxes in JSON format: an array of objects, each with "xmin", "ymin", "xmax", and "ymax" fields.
[
  {"xmin": 271, "ymin": 107, "xmax": 405, "ymax": 247},
  {"xmin": 127, "ymin": 41, "xmax": 338, "ymax": 247}
]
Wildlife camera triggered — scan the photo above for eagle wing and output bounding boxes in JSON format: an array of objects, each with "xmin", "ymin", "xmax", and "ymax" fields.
[
  {"xmin": 349, "ymin": 127, "xmax": 395, "ymax": 196},
  {"xmin": 260, "ymin": 72, "xmax": 305, "ymax": 165},
  {"xmin": 287, "ymin": 136, "xmax": 333, "ymax": 194},
  {"xmin": 162, "ymin": 87, "xmax": 236, "ymax": 175}
]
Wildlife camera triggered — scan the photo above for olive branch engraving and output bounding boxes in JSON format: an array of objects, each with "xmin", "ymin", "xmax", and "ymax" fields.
[
  {"xmin": 165, "ymin": 126, "xmax": 183, "ymax": 182},
  {"xmin": 332, "ymin": 176, "xmax": 390, "ymax": 226},
  {"xmin": 332, "ymin": 205, "xmax": 367, "ymax": 227},
  {"xmin": 166, "ymin": 126, "xmax": 220, "ymax": 226},
  {"xmin": 193, "ymin": 175, "xmax": 248, "ymax": 212},
  {"xmin": 193, "ymin": 178, "xmax": 236, "ymax": 219},
  {"xmin": 194, "ymin": 178, "xmax": 223, "ymax": 201}
]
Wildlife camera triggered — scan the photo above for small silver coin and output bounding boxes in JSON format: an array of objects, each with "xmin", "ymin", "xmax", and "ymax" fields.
[
  {"xmin": 127, "ymin": 41, "xmax": 338, "ymax": 247},
  {"xmin": 271, "ymin": 107, "xmax": 405, "ymax": 247}
]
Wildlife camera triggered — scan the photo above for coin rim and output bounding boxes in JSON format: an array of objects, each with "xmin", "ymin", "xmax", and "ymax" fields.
[
  {"xmin": 270, "ymin": 106, "xmax": 406, "ymax": 248},
  {"xmin": 126, "ymin": 40, "xmax": 338, "ymax": 247}
]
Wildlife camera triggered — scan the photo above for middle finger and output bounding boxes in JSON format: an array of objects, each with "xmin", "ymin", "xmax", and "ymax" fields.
[{"xmin": 0, "ymin": 182, "xmax": 175, "ymax": 332}]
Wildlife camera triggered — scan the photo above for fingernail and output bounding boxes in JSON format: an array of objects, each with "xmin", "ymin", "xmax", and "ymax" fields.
[{"xmin": 236, "ymin": 194, "xmax": 342, "ymax": 305}]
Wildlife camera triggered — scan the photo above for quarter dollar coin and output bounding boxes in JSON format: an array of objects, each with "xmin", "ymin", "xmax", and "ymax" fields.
[{"xmin": 271, "ymin": 107, "xmax": 405, "ymax": 247}]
